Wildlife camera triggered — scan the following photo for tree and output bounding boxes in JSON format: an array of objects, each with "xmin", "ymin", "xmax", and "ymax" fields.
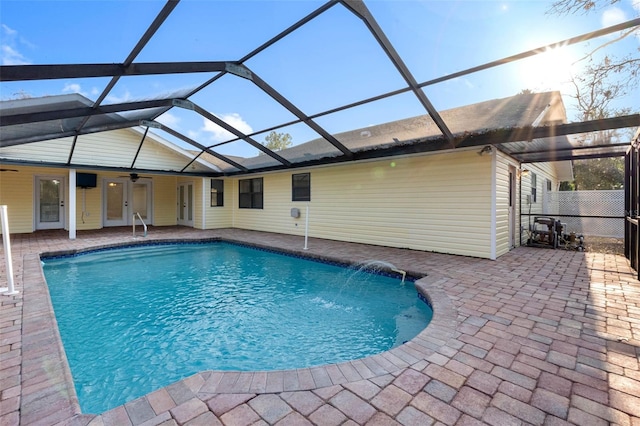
[
  {"xmin": 548, "ymin": 0, "xmax": 633, "ymax": 17},
  {"xmin": 261, "ymin": 131, "xmax": 292, "ymax": 153},
  {"xmin": 547, "ymin": 0, "xmax": 638, "ymax": 191},
  {"xmin": 572, "ymin": 157, "xmax": 624, "ymax": 190},
  {"xmin": 546, "ymin": 0, "xmax": 639, "ymax": 99},
  {"xmin": 559, "ymin": 62, "xmax": 631, "ymax": 190},
  {"xmin": 568, "ymin": 56, "xmax": 635, "ymax": 146}
]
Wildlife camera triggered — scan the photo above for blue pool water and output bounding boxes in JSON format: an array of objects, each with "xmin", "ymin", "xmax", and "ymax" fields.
[{"xmin": 43, "ymin": 242, "xmax": 432, "ymax": 414}]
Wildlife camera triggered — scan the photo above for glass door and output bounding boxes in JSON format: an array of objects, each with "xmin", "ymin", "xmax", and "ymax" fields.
[
  {"xmin": 132, "ymin": 182, "xmax": 150, "ymax": 222},
  {"xmin": 177, "ymin": 182, "xmax": 194, "ymax": 227},
  {"xmin": 103, "ymin": 178, "xmax": 153, "ymax": 227},
  {"xmin": 35, "ymin": 176, "xmax": 65, "ymax": 230},
  {"xmin": 104, "ymin": 178, "xmax": 128, "ymax": 226}
]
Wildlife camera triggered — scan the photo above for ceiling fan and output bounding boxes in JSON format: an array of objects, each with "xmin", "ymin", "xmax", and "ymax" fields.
[{"xmin": 118, "ymin": 172, "xmax": 152, "ymax": 182}]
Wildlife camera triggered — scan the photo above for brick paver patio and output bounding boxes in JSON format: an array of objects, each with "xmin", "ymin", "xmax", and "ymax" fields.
[{"xmin": 1, "ymin": 227, "xmax": 639, "ymax": 425}]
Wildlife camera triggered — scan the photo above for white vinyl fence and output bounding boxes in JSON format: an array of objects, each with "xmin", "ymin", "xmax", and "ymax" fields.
[{"xmin": 543, "ymin": 190, "xmax": 624, "ymax": 238}]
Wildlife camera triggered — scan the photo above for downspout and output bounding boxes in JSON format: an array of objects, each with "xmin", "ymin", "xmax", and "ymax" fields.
[{"xmin": 490, "ymin": 149, "xmax": 497, "ymax": 260}]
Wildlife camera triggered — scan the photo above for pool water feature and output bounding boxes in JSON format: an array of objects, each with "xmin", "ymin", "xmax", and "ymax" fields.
[{"xmin": 42, "ymin": 242, "xmax": 433, "ymax": 414}]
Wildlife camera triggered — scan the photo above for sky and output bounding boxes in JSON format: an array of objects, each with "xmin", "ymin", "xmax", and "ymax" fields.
[{"xmin": 1, "ymin": 0, "xmax": 639, "ymax": 159}]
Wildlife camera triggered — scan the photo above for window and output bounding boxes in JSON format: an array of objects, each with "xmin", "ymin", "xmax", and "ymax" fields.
[
  {"xmin": 509, "ymin": 171, "xmax": 514, "ymax": 208},
  {"xmin": 210, "ymin": 179, "xmax": 224, "ymax": 207},
  {"xmin": 531, "ymin": 172, "xmax": 537, "ymax": 203},
  {"xmin": 546, "ymin": 179, "xmax": 552, "ymax": 192},
  {"xmin": 292, "ymin": 173, "xmax": 310, "ymax": 201},
  {"xmin": 239, "ymin": 177, "xmax": 263, "ymax": 209}
]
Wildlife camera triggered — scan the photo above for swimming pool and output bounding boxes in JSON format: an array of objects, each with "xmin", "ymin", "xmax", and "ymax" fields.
[{"xmin": 43, "ymin": 241, "xmax": 433, "ymax": 414}]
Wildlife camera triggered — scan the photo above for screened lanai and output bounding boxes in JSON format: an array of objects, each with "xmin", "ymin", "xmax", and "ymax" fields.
[
  {"xmin": 1, "ymin": 0, "xmax": 639, "ymax": 173},
  {"xmin": 1, "ymin": 0, "xmax": 639, "ymax": 272}
]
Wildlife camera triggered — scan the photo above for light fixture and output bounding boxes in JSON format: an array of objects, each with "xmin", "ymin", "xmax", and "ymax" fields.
[
  {"xmin": 521, "ymin": 169, "xmax": 530, "ymax": 177},
  {"xmin": 478, "ymin": 145, "xmax": 493, "ymax": 155}
]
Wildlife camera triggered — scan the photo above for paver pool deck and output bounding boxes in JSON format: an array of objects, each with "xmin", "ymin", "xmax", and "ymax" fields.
[{"xmin": 1, "ymin": 227, "xmax": 639, "ymax": 425}]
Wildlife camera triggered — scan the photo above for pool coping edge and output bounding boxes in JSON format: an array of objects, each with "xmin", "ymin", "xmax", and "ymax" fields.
[{"xmin": 22, "ymin": 238, "xmax": 459, "ymax": 421}]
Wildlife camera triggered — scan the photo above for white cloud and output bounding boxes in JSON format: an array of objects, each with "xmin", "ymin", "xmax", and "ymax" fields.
[
  {"xmin": 2, "ymin": 24, "xmax": 17, "ymax": 36},
  {"xmin": 61, "ymin": 82, "xmax": 95, "ymax": 98},
  {"xmin": 601, "ymin": 7, "xmax": 626, "ymax": 27},
  {"xmin": 1, "ymin": 24, "xmax": 31, "ymax": 65},
  {"xmin": 156, "ymin": 112, "xmax": 180, "ymax": 128},
  {"xmin": 600, "ymin": 7, "xmax": 640, "ymax": 42},
  {"xmin": 62, "ymin": 83, "xmax": 82, "ymax": 94},
  {"xmin": 105, "ymin": 91, "xmax": 133, "ymax": 104},
  {"xmin": 603, "ymin": 3, "xmax": 640, "ymax": 41},
  {"xmin": 202, "ymin": 113, "xmax": 253, "ymax": 142},
  {"xmin": 1, "ymin": 44, "xmax": 29, "ymax": 65}
]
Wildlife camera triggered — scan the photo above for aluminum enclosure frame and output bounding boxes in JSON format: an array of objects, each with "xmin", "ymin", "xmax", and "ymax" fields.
[{"xmin": 1, "ymin": 0, "xmax": 639, "ymax": 177}]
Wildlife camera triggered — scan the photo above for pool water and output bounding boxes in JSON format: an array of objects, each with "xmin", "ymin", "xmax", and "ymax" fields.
[{"xmin": 43, "ymin": 242, "xmax": 432, "ymax": 414}]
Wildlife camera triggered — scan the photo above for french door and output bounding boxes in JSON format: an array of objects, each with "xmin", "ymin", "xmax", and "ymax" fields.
[
  {"xmin": 104, "ymin": 178, "xmax": 152, "ymax": 227},
  {"xmin": 35, "ymin": 176, "xmax": 65, "ymax": 230},
  {"xmin": 177, "ymin": 182, "xmax": 194, "ymax": 227}
]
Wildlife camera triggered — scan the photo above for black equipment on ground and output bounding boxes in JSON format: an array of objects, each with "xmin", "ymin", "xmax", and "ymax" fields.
[{"xmin": 527, "ymin": 216, "xmax": 584, "ymax": 251}]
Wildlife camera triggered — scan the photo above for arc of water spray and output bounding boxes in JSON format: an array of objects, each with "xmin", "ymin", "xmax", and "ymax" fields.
[{"xmin": 360, "ymin": 260, "xmax": 406, "ymax": 284}]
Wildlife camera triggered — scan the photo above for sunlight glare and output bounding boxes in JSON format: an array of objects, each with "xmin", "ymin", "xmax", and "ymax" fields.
[{"xmin": 519, "ymin": 46, "xmax": 576, "ymax": 92}]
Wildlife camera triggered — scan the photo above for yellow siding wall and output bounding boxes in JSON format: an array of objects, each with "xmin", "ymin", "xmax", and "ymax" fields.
[
  {"xmin": 1, "ymin": 129, "xmax": 215, "ymax": 175},
  {"xmin": 71, "ymin": 129, "xmax": 197, "ymax": 172},
  {"xmin": 495, "ymin": 152, "xmax": 520, "ymax": 257},
  {"xmin": 2, "ymin": 127, "xmax": 212, "ymax": 180},
  {"xmin": 136, "ymin": 137, "xmax": 211, "ymax": 172},
  {"xmin": 194, "ymin": 178, "xmax": 203, "ymax": 230},
  {"xmin": 72, "ymin": 131, "xmax": 139, "ymax": 167},
  {"xmin": 152, "ymin": 175, "xmax": 178, "ymax": 226},
  {"xmin": 0, "ymin": 138, "xmax": 74, "ymax": 164},
  {"xmin": 230, "ymin": 151, "xmax": 494, "ymax": 258},
  {"xmin": 203, "ymin": 178, "xmax": 234, "ymax": 229},
  {"xmin": 3, "ymin": 151, "xmax": 566, "ymax": 260},
  {"xmin": 75, "ymin": 183, "xmax": 102, "ymax": 230},
  {"xmin": 0, "ymin": 166, "xmax": 40, "ymax": 234}
]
